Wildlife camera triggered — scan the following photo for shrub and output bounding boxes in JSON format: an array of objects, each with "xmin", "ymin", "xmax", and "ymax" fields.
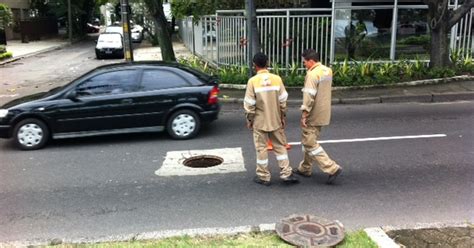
[
  {"xmin": 0, "ymin": 45, "xmax": 5, "ymax": 53},
  {"xmin": 178, "ymin": 55, "xmax": 472, "ymax": 87},
  {"xmin": 0, "ymin": 51, "xmax": 12, "ymax": 60}
]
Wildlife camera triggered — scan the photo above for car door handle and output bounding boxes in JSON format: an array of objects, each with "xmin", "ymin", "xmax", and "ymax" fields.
[{"xmin": 121, "ymin": 99, "xmax": 133, "ymax": 104}]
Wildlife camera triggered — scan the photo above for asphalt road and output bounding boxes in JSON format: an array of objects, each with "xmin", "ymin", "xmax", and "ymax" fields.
[
  {"xmin": 0, "ymin": 101, "xmax": 473, "ymax": 242},
  {"xmin": 0, "ymin": 39, "xmax": 132, "ymax": 107}
]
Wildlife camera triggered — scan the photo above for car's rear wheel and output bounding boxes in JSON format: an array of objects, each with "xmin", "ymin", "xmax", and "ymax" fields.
[
  {"xmin": 166, "ymin": 110, "xmax": 200, "ymax": 140},
  {"xmin": 13, "ymin": 118, "xmax": 49, "ymax": 150}
]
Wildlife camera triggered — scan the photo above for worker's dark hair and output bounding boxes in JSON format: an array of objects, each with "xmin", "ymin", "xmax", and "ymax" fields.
[
  {"xmin": 252, "ymin": 52, "xmax": 268, "ymax": 68},
  {"xmin": 301, "ymin": 49, "xmax": 320, "ymax": 62}
]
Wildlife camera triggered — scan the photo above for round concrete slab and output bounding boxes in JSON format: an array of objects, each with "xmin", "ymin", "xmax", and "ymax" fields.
[{"xmin": 275, "ymin": 214, "xmax": 345, "ymax": 247}]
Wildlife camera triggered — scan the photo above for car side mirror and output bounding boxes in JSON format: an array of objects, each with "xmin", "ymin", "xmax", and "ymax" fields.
[{"xmin": 66, "ymin": 90, "xmax": 79, "ymax": 101}]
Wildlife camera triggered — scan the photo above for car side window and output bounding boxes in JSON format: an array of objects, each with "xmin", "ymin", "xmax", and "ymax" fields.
[
  {"xmin": 76, "ymin": 70, "xmax": 139, "ymax": 96},
  {"xmin": 140, "ymin": 70, "xmax": 190, "ymax": 91}
]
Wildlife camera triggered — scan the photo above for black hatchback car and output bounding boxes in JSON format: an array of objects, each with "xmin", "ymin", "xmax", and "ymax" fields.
[{"xmin": 0, "ymin": 62, "xmax": 220, "ymax": 150}]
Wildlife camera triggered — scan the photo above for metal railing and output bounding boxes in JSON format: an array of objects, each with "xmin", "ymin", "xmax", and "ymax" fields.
[
  {"xmin": 178, "ymin": 8, "xmax": 332, "ymax": 71},
  {"xmin": 178, "ymin": 6, "xmax": 473, "ymax": 70},
  {"xmin": 450, "ymin": 7, "xmax": 473, "ymax": 56}
]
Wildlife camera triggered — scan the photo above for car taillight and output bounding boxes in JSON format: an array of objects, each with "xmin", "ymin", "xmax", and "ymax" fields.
[{"xmin": 207, "ymin": 86, "xmax": 219, "ymax": 105}]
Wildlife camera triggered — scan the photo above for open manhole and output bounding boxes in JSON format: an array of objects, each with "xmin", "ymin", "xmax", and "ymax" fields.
[
  {"xmin": 276, "ymin": 214, "xmax": 345, "ymax": 247},
  {"xmin": 183, "ymin": 155, "xmax": 223, "ymax": 168}
]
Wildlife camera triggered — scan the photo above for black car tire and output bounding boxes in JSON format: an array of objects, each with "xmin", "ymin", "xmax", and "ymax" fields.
[
  {"xmin": 166, "ymin": 109, "xmax": 200, "ymax": 140},
  {"xmin": 96, "ymin": 52, "xmax": 102, "ymax": 60},
  {"xmin": 13, "ymin": 118, "xmax": 50, "ymax": 150}
]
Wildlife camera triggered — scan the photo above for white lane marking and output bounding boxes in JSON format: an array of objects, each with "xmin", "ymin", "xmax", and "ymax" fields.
[
  {"xmin": 156, "ymin": 147, "xmax": 245, "ymax": 176},
  {"xmin": 287, "ymin": 134, "xmax": 447, "ymax": 145}
]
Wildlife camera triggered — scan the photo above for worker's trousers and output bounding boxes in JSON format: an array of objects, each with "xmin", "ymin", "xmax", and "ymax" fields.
[
  {"xmin": 297, "ymin": 126, "xmax": 340, "ymax": 176},
  {"xmin": 253, "ymin": 128, "xmax": 292, "ymax": 182}
]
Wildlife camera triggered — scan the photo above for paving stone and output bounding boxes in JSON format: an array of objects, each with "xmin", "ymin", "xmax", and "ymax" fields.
[
  {"xmin": 417, "ymin": 229, "xmax": 450, "ymax": 244},
  {"xmin": 449, "ymin": 236, "xmax": 471, "ymax": 248}
]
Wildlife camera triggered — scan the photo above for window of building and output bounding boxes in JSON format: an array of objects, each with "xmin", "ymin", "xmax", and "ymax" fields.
[{"xmin": 334, "ymin": 8, "xmax": 393, "ymax": 61}]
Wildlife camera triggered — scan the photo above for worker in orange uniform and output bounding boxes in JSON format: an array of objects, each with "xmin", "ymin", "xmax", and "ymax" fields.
[
  {"xmin": 244, "ymin": 52, "xmax": 299, "ymax": 186},
  {"xmin": 293, "ymin": 49, "xmax": 342, "ymax": 184}
]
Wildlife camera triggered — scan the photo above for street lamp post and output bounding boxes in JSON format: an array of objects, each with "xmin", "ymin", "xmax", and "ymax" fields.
[{"xmin": 120, "ymin": 0, "xmax": 134, "ymax": 62}]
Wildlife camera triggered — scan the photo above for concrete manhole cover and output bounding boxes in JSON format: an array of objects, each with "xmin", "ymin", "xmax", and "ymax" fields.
[
  {"xmin": 276, "ymin": 214, "xmax": 345, "ymax": 247},
  {"xmin": 183, "ymin": 155, "xmax": 223, "ymax": 168}
]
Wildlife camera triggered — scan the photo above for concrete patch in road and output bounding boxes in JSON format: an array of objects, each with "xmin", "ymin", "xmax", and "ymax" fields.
[{"xmin": 155, "ymin": 147, "xmax": 246, "ymax": 176}]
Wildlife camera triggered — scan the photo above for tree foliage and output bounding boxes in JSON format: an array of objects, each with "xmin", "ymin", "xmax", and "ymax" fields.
[{"xmin": 0, "ymin": 4, "xmax": 13, "ymax": 29}]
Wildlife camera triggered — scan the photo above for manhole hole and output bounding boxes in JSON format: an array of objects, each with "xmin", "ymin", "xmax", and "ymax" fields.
[
  {"xmin": 183, "ymin": 155, "xmax": 223, "ymax": 168},
  {"xmin": 276, "ymin": 214, "xmax": 345, "ymax": 247}
]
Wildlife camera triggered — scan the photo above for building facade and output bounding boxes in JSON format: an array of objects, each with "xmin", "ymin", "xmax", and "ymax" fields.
[{"xmin": 0, "ymin": 0, "xmax": 30, "ymax": 40}]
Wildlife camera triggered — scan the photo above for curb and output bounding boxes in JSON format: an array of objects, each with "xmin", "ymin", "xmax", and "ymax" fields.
[
  {"xmin": 364, "ymin": 227, "xmax": 401, "ymax": 248},
  {"xmin": 0, "ymin": 43, "xmax": 70, "ymax": 66},
  {"xmin": 219, "ymin": 75, "xmax": 474, "ymax": 91},
  {"xmin": 219, "ymin": 91, "xmax": 474, "ymax": 105},
  {"xmin": 0, "ymin": 223, "xmax": 276, "ymax": 247},
  {"xmin": 1, "ymin": 222, "xmax": 470, "ymax": 247}
]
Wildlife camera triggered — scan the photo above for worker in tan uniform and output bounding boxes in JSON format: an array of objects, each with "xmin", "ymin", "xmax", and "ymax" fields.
[
  {"xmin": 293, "ymin": 49, "xmax": 342, "ymax": 184},
  {"xmin": 244, "ymin": 52, "xmax": 299, "ymax": 186}
]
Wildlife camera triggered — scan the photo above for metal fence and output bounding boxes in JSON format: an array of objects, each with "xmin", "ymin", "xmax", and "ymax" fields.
[
  {"xmin": 178, "ymin": 8, "xmax": 332, "ymax": 70},
  {"xmin": 450, "ymin": 7, "xmax": 473, "ymax": 56},
  {"xmin": 178, "ymin": 6, "xmax": 473, "ymax": 70}
]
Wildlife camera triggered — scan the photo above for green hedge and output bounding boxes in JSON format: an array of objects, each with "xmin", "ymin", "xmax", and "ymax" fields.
[{"xmin": 177, "ymin": 55, "xmax": 474, "ymax": 87}]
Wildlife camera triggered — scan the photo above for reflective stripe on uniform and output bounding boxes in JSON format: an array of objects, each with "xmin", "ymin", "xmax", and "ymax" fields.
[
  {"xmin": 257, "ymin": 159, "xmax": 268, "ymax": 165},
  {"xmin": 308, "ymin": 146, "xmax": 324, "ymax": 156},
  {"xmin": 255, "ymin": 86, "xmax": 280, "ymax": 93},
  {"xmin": 244, "ymin": 96, "xmax": 256, "ymax": 106},
  {"xmin": 276, "ymin": 154, "xmax": 288, "ymax": 160},
  {"xmin": 279, "ymin": 91, "xmax": 288, "ymax": 102},
  {"xmin": 302, "ymin": 88, "xmax": 317, "ymax": 96}
]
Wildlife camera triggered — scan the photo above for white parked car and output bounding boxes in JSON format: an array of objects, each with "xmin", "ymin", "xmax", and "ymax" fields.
[
  {"xmin": 95, "ymin": 33, "xmax": 124, "ymax": 59},
  {"xmin": 104, "ymin": 25, "xmax": 123, "ymax": 36},
  {"xmin": 131, "ymin": 24, "xmax": 144, "ymax": 43}
]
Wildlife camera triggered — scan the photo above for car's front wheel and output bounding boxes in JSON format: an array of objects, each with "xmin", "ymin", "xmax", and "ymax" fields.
[
  {"xmin": 13, "ymin": 118, "xmax": 50, "ymax": 150},
  {"xmin": 166, "ymin": 110, "xmax": 200, "ymax": 140}
]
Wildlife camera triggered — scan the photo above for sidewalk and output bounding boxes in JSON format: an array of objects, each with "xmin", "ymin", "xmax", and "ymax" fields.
[{"xmin": 2, "ymin": 38, "xmax": 69, "ymax": 64}]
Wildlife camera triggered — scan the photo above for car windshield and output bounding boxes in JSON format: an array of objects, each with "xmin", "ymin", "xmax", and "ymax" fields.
[
  {"xmin": 105, "ymin": 26, "xmax": 123, "ymax": 35},
  {"xmin": 98, "ymin": 33, "xmax": 122, "ymax": 44}
]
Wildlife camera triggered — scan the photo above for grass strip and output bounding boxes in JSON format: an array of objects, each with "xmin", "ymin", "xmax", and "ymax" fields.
[{"xmin": 44, "ymin": 230, "xmax": 377, "ymax": 247}]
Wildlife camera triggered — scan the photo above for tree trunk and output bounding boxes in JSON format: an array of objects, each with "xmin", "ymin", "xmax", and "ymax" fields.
[
  {"xmin": 144, "ymin": 0, "xmax": 175, "ymax": 62},
  {"xmin": 424, "ymin": 0, "xmax": 474, "ymax": 68},
  {"xmin": 249, "ymin": 3, "xmax": 261, "ymax": 55},
  {"xmin": 430, "ymin": 25, "xmax": 450, "ymax": 68},
  {"xmin": 426, "ymin": 0, "xmax": 451, "ymax": 68}
]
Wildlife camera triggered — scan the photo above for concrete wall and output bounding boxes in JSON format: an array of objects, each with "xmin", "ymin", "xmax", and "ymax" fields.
[{"xmin": 0, "ymin": 0, "xmax": 30, "ymax": 40}]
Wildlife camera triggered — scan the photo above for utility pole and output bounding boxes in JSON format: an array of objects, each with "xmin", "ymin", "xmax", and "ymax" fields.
[
  {"xmin": 120, "ymin": 0, "xmax": 134, "ymax": 62},
  {"xmin": 68, "ymin": 0, "xmax": 72, "ymax": 44}
]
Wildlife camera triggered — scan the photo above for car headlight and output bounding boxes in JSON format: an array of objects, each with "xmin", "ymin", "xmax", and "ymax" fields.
[{"xmin": 0, "ymin": 109, "xmax": 8, "ymax": 118}]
